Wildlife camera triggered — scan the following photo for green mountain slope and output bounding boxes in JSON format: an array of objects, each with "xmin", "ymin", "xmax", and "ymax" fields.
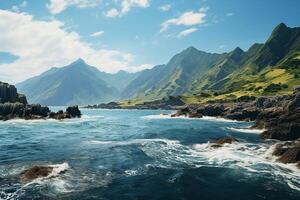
[
  {"xmin": 17, "ymin": 59, "xmax": 119, "ymax": 105},
  {"xmin": 122, "ymin": 47, "xmax": 226, "ymax": 101},
  {"xmin": 122, "ymin": 23, "xmax": 300, "ymax": 105}
]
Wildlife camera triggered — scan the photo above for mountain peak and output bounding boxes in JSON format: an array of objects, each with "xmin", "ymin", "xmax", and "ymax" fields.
[
  {"xmin": 73, "ymin": 58, "xmax": 86, "ymax": 64},
  {"xmin": 232, "ymin": 47, "xmax": 244, "ymax": 53},
  {"xmin": 269, "ymin": 23, "xmax": 290, "ymax": 39},
  {"xmin": 275, "ymin": 22, "xmax": 288, "ymax": 30}
]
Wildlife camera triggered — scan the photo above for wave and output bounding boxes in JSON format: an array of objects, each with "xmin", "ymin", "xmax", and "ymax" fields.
[
  {"xmin": 121, "ymin": 138, "xmax": 300, "ymax": 191},
  {"xmin": 142, "ymin": 114, "xmax": 241, "ymax": 123},
  {"xmin": 85, "ymin": 138, "xmax": 179, "ymax": 147},
  {"xmin": 227, "ymin": 127, "xmax": 265, "ymax": 134}
]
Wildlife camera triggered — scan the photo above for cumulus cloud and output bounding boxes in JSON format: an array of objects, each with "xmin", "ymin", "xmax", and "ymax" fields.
[
  {"xmin": 159, "ymin": 4, "xmax": 171, "ymax": 12},
  {"xmin": 90, "ymin": 31, "xmax": 104, "ymax": 37},
  {"xmin": 47, "ymin": 0, "xmax": 101, "ymax": 14},
  {"xmin": 104, "ymin": 0, "xmax": 150, "ymax": 18},
  {"xmin": 177, "ymin": 28, "xmax": 198, "ymax": 38},
  {"xmin": 160, "ymin": 7, "xmax": 207, "ymax": 32},
  {"xmin": 0, "ymin": 10, "xmax": 147, "ymax": 83}
]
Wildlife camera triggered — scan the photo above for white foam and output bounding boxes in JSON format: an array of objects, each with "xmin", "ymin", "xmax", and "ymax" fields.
[
  {"xmin": 200, "ymin": 116, "xmax": 241, "ymax": 123},
  {"xmin": 142, "ymin": 114, "xmax": 241, "ymax": 123},
  {"xmin": 86, "ymin": 138, "xmax": 179, "ymax": 147},
  {"xmin": 136, "ymin": 138, "xmax": 300, "ymax": 191},
  {"xmin": 124, "ymin": 170, "xmax": 139, "ymax": 176},
  {"xmin": 227, "ymin": 127, "xmax": 265, "ymax": 134}
]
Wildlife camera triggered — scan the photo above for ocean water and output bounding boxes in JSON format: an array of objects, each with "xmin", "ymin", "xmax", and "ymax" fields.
[{"xmin": 0, "ymin": 108, "xmax": 299, "ymax": 200}]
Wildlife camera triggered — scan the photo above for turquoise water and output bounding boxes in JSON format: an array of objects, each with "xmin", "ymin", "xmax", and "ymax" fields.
[{"xmin": 0, "ymin": 108, "xmax": 299, "ymax": 200}]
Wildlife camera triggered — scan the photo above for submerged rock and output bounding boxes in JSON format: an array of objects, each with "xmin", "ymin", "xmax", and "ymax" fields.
[
  {"xmin": 211, "ymin": 137, "xmax": 238, "ymax": 148},
  {"xmin": 19, "ymin": 166, "xmax": 53, "ymax": 182}
]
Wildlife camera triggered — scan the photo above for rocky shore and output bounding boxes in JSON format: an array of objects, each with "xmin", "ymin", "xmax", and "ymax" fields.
[
  {"xmin": 84, "ymin": 96, "xmax": 185, "ymax": 110},
  {"xmin": 0, "ymin": 81, "xmax": 81, "ymax": 120},
  {"xmin": 172, "ymin": 87, "xmax": 300, "ymax": 167}
]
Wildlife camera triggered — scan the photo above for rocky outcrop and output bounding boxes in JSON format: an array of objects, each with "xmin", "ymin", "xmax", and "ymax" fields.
[
  {"xmin": 273, "ymin": 140, "xmax": 300, "ymax": 165},
  {"xmin": 172, "ymin": 88, "xmax": 300, "ymax": 167},
  {"xmin": 49, "ymin": 106, "xmax": 81, "ymax": 120},
  {"xmin": 0, "ymin": 81, "xmax": 81, "ymax": 121},
  {"xmin": 0, "ymin": 81, "xmax": 27, "ymax": 104},
  {"xmin": 19, "ymin": 166, "xmax": 53, "ymax": 182}
]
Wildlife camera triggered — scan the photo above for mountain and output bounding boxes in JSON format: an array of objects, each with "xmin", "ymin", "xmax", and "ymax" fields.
[
  {"xmin": 122, "ymin": 47, "xmax": 226, "ymax": 101},
  {"xmin": 16, "ymin": 59, "xmax": 120, "ymax": 105},
  {"xmin": 123, "ymin": 23, "xmax": 300, "ymax": 104},
  {"xmin": 17, "ymin": 23, "xmax": 300, "ymax": 106}
]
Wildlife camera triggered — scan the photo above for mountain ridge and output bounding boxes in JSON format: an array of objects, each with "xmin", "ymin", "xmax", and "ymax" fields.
[{"xmin": 17, "ymin": 23, "xmax": 300, "ymax": 106}]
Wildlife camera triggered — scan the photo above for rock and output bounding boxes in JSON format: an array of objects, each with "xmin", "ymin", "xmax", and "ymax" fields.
[
  {"xmin": 225, "ymin": 108, "xmax": 260, "ymax": 121},
  {"xmin": 188, "ymin": 111, "xmax": 203, "ymax": 118},
  {"xmin": 0, "ymin": 103, "xmax": 25, "ymax": 118},
  {"xmin": 272, "ymin": 141, "xmax": 300, "ymax": 166},
  {"xmin": 288, "ymin": 93, "xmax": 300, "ymax": 111},
  {"xmin": 0, "ymin": 81, "xmax": 27, "ymax": 104},
  {"xmin": 66, "ymin": 106, "xmax": 81, "ymax": 117},
  {"xmin": 211, "ymin": 137, "xmax": 238, "ymax": 148},
  {"xmin": 294, "ymin": 85, "xmax": 300, "ymax": 93},
  {"xmin": 197, "ymin": 104, "xmax": 225, "ymax": 116},
  {"xmin": 24, "ymin": 104, "xmax": 50, "ymax": 117},
  {"xmin": 19, "ymin": 166, "xmax": 53, "ymax": 182}
]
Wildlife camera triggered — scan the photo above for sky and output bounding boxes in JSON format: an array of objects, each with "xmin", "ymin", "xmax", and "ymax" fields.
[{"xmin": 0, "ymin": 0, "xmax": 300, "ymax": 84}]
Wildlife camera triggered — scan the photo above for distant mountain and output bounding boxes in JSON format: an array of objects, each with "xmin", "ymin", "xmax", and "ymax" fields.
[
  {"xmin": 17, "ymin": 59, "xmax": 119, "ymax": 105},
  {"xmin": 17, "ymin": 23, "xmax": 300, "ymax": 105}
]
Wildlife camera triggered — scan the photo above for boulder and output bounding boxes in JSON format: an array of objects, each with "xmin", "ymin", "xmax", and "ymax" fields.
[
  {"xmin": 66, "ymin": 106, "xmax": 81, "ymax": 117},
  {"xmin": 272, "ymin": 141, "xmax": 300, "ymax": 166},
  {"xmin": 211, "ymin": 137, "xmax": 238, "ymax": 148},
  {"xmin": 0, "ymin": 81, "xmax": 27, "ymax": 104},
  {"xmin": 19, "ymin": 166, "xmax": 53, "ymax": 182}
]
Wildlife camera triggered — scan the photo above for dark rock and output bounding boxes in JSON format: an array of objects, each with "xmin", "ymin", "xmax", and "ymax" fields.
[
  {"xmin": 66, "ymin": 106, "xmax": 81, "ymax": 117},
  {"xmin": 288, "ymin": 93, "xmax": 300, "ymax": 111},
  {"xmin": 272, "ymin": 141, "xmax": 300, "ymax": 165},
  {"xmin": 197, "ymin": 104, "xmax": 225, "ymax": 116},
  {"xmin": 24, "ymin": 104, "xmax": 50, "ymax": 117},
  {"xmin": 0, "ymin": 81, "xmax": 27, "ymax": 104},
  {"xmin": 225, "ymin": 108, "xmax": 260, "ymax": 121},
  {"xmin": 19, "ymin": 166, "xmax": 53, "ymax": 182},
  {"xmin": 211, "ymin": 137, "xmax": 238, "ymax": 148}
]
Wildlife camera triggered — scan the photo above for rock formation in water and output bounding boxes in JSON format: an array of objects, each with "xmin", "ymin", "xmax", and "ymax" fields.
[
  {"xmin": 172, "ymin": 87, "xmax": 300, "ymax": 167},
  {"xmin": 0, "ymin": 81, "xmax": 27, "ymax": 104},
  {"xmin": 19, "ymin": 166, "xmax": 53, "ymax": 182},
  {"xmin": 0, "ymin": 81, "xmax": 81, "ymax": 120}
]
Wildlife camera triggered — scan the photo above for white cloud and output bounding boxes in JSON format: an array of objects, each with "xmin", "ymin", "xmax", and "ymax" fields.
[
  {"xmin": 226, "ymin": 12, "xmax": 234, "ymax": 17},
  {"xmin": 0, "ymin": 10, "xmax": 147, "ymax": 83},
  {"xmin": 177, "ymin": 28, "xmax": 198, "ymax": 38},
  {"xmin": 160, "ymin": 7, "xmax": 207, "ymax": 32},
  {"xmin": 90, "ymin": 31, "xmax": 104, "ymax": 37},
  {"xmin": 104, "ymin": 0, "xmax": 150, "ymax": 18},
  {"xmin": 104, "ymin": 8, "xmax": 120, "ymax": 18},
  {"xmin": 121, "ymin": 0, "xmax": 149, "ymax": 13},
  {"xmin": 11, "ymin": 1, "xmax": 27, "ymax": 12},
  {"xmin": 159, "ymin": 4, "xmax": 171, "ymax": 12},
  {"xmin": 47, "ymin": 0, "xmax": 101, "ymax": 14}
]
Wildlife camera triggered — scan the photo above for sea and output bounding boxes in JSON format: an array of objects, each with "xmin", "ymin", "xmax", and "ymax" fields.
[{"xmin": 0, "ymin": 107, "xmax": 299, "ymax": 200}]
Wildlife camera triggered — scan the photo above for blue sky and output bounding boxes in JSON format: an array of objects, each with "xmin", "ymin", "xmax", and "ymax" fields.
[{"xmin": 0, "ymin": 0, "xmax": 300, "ymax": 83}]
